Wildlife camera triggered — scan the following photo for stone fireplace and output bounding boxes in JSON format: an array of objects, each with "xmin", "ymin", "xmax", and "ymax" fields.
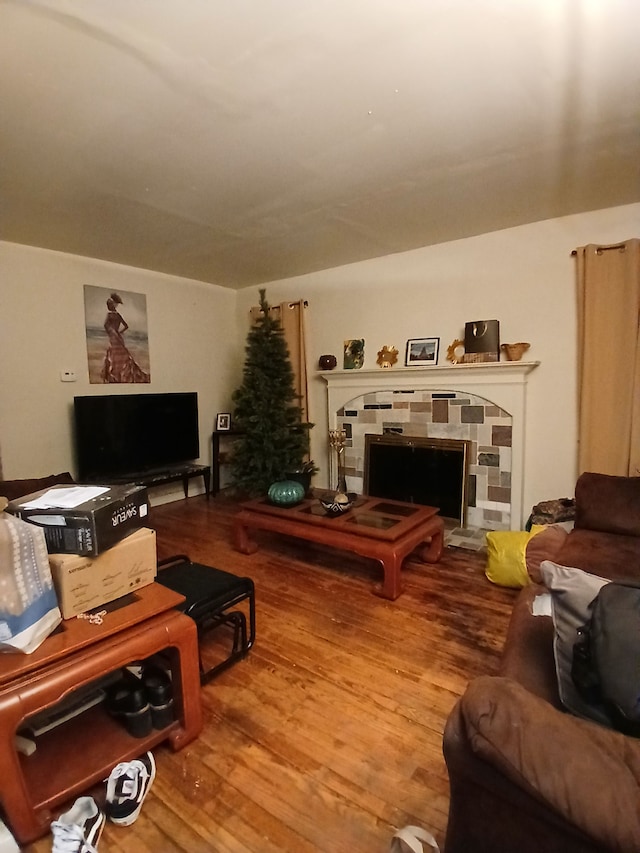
[
  {"xmin": 364, "ymin": 433, "xmax": 471, "ymax": 525},
  {"xmin": 320, "ymin": 362, "xmax": 538, "ymax": 531}
]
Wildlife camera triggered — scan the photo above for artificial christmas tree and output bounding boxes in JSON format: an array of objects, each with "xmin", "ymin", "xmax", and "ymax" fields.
[{"xmin": 231, "ymin": 289, "xmax": 313, "ymax": 496}]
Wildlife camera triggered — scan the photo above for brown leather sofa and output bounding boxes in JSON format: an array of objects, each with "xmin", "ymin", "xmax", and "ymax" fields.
[
  {"xmin": 443, "ymin": 472, "xmax": 640, "ymax": 853},
  {"xmin": 0, "ymin": 472, "xmax": 74, "ymax": 502}
]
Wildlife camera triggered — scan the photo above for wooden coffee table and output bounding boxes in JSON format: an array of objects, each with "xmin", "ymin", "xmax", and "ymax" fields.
[{"xmin": 233, "ymin": 494, "xmax": 444, "ymax": 600}]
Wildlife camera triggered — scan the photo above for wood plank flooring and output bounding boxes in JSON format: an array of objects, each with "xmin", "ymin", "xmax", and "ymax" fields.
[{"xmin": 23, "ymin": 494, "xmax": 518, "ymax": 853}]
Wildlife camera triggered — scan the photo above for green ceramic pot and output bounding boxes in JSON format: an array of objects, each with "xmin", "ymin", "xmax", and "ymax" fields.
[
  {"xmin": 267, "ymin": 479, "xmax": 305, "ymax": 507},
  {"xmin": 285, "ymin": 469, "xmax": 312, "ymax": 495}
]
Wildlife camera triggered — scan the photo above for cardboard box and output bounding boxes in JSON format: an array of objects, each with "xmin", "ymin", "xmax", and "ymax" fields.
[
  {"xmin": 48, "ymin": 527, "xmax": 157, "ymax": 619},
  {"xmin": 7, "ymin": 484, "xmax": 149, "ymax": 556}
]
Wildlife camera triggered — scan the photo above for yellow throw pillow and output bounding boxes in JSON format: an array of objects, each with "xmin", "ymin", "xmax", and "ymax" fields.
[{"xmin": 485, "ymin": 527, "xmax": 545, "ymax": 588}]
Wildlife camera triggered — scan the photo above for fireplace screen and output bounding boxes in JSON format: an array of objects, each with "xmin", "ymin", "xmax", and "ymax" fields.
[{"xmin": 364, "ymin": 434, "xmax": 470, "ymax": 525}]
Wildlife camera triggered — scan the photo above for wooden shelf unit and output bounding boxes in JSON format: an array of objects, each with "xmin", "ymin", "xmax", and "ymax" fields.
[
  {"xmin": 212, "ymin": 430, "xmax": 244, "ymax": 495},
  {"xmin": 0, "ymin": 584, "xmax": 203, "ymax": 845}
]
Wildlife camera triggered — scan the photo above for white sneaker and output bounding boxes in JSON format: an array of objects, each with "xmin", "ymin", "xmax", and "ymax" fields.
[
  {"xmin": 391, "ymin": 825, "xmax": 440, "ymax": 853},
  {"xmin": 105, "ymin": 751, "xmax": 156, "ymax": 826},
  {"xmin": 51, "ymin": 796, "xmax": 104, "ymax": 853}
]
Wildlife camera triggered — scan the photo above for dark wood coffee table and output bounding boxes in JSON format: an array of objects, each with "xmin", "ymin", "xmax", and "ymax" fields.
[{"xmin": 233, "ymin": 494, "xmax": 444, "ymax": 600}]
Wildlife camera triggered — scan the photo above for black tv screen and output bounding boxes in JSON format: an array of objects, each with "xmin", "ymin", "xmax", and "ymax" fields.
[{"xmin": 74, "ymin": 392, "xmax": 200, "ymax": 481}]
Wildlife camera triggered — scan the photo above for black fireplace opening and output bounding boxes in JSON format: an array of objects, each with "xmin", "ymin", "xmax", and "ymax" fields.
[{"xmin": 364, "ymin": 434, "xmax": 470, "ymax": 525}]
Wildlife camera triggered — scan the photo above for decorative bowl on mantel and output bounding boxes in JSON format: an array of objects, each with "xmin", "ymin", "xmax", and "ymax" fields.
[
  {"xmin": 501, "ymin": 342, "xmax": 531, "ymax": 362},
  {"xmin": 318, "ymin": 354, "xmax": 338, "ymax": 370}
]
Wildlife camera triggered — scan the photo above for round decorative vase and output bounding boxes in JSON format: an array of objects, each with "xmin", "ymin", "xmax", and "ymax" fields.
[
  {"xmin": 267, "ymin": 479, "xmax": 305, "ymax": 507},
  {"xmin": 318, "ymin": 354, "xmax": 337, "ymax": 370}
]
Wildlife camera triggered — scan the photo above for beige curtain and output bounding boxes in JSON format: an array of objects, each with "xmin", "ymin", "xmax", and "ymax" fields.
[
  {"xmin": 249, "ymin": 299, "xmax": 310, "ymax": 423},
  {"xmin": 575, "ymin": 239, "xmax": 640, "ymax": 476}
]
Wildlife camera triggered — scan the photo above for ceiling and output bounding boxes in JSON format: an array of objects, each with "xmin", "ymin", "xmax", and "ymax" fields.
[{"xmin": 1, "ymin": 0, "xmax": 639, "ymax": 289}]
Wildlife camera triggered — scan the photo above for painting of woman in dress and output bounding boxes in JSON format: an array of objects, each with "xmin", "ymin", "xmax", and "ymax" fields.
[{"xmin": 84, "ymin": 286, "xmax": 151, "ymax": 383}]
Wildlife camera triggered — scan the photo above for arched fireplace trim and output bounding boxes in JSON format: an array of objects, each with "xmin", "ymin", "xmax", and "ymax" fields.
[{"xmin": 319, "ymin": 362, "xmax": 539, "ymax": 530}]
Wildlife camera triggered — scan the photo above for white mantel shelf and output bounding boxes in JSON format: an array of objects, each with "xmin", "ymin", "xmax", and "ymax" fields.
[
  {"xmin": 318, "ymin": 361, "xmax": 539, "ymax": 386},
  {"xmin": 318, "ymin": 361, "xmax": 540, "ymax": 413},
  {"xmin": 318, "ymin": 360, "xmax": 540, "ymax": 530}
]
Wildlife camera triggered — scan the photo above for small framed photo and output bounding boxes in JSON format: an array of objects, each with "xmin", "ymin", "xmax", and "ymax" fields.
[
  {"xmin": 405, "ymin": 337, "xmax": 440, "ymax": 366},
  {"xmin": 216, "ymin": 413, "xmax": 231, "ymax": 431}
]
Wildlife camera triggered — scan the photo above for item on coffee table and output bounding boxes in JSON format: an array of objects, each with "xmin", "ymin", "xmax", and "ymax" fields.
[{"xmin": 319, "ymin": 491, "xmax": 354, "ymax": 517}]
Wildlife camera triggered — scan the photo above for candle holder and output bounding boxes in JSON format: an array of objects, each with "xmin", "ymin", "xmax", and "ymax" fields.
[{"xmin": 329, "ymin": 428, "xmax": 348, "ymax": 493}]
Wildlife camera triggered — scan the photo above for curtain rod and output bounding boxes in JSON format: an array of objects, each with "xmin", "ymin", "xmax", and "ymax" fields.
[
  {"xmin": 250, "ymin": 300, "xmax": 308, "ymax": 310},
  {"xmin": 570, "ymin": 243, "xmax": 626, "ymax": 256}
]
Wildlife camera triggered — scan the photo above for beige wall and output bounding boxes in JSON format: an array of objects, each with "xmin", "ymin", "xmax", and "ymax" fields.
[
  {"xmin": 236, "ymin": 203, "xmax": 640, "ymax": 517},
  {"xmin": 2, "ymin": 202, "xmax": 637, "ymax": 514},
  {"xmin": 0, "ymin": 242, "xmax": 240, "ymax": 502}
]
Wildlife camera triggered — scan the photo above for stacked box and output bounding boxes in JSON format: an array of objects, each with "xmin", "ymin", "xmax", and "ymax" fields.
[
  {"xmin": 7, "ymin": 484, "xmax": 149, "ymax": 556},
  {"xmin": 48, "ymin": 527, "xmax": 157, "ymax": 619}
]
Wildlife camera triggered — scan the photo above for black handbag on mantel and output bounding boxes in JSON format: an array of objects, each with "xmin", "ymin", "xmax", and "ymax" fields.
[{"xmin": 464, "ymin": 319, "xmax": 500, "ymax": 361}]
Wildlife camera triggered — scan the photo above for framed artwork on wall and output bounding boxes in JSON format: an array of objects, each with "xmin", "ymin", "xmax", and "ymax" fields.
[
  {"xmin": 344, "ymin": 338, "xmax": 365, "ymax": 370},
  {"xmin": 216, "ymin": 413, "xmax": 231, "ymax": 431},
  {"xmin": 405, "ymin": 337, "xmax": 440, "ymax": 366},
  {"xmin": 84, "ymin": 285, "xmax": 151, "ymax": 384}
]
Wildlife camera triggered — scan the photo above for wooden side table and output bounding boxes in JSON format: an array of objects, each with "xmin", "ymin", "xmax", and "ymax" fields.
[
  {"xmin": 0, "ymin": 584, "xmax": 202, "ymax": 844},
  {"xmin": 211, "ymin": 430, "xmax": 244, "ymax": 495}
]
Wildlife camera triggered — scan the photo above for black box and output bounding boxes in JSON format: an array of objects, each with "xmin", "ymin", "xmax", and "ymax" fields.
[{"xmin": 7, "ymin": 484, "xmax": 149, "ymax": 556}]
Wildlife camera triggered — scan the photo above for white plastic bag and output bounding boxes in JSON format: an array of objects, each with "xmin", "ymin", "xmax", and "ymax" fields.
[{"xmin": 0, "ymin": 509, "xmax": 61, "ymax": 653}]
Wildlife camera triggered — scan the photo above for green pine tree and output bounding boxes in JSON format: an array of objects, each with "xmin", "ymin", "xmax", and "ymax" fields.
[{"xmin": 231, "ymin": 289, "xmax": 312, "ymax": 496}]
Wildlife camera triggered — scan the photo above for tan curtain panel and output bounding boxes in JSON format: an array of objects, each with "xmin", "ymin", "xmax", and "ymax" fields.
[
  {"xmin": 575, "ymin": 239, "xmax": 640, "ymax": 476},
  {"xmin": 249, "ymin": 300, "xmax": 310, "ymax": 423}
]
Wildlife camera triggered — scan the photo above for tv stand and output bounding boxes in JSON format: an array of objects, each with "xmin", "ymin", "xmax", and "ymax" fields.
[{"xmin": 96, "ymin": 463, "xmax": 211, "ymax": 498}]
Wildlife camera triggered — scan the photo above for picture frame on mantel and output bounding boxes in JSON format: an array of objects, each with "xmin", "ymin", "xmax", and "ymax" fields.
[
  {"xmin": 405, "ymin": 337, "xmax": 440, "ymax": 366},
  {"xmin": 216, "ymin": 413, "xmax": 231, "ymax": 431}
]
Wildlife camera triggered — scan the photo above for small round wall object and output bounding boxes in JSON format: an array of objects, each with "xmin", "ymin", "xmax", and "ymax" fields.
[
  {"xmin": 318, "ymin": 354, "xmax": 338, "ymax": 370},
  {"xmin": 267, "ymin": 479, "xmax": 306, "ymax": 507},
  {"xmin": 376, "ymin": 345, "xmax": 398, "ymax": 368},
  {"xmin": 446, "ymin": 339, "xmax": 465, "ymax": 364}
]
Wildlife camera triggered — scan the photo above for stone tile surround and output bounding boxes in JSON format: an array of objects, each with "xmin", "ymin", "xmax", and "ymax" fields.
[
  {"xmin": 320, "ymin": 363, "xmax": 539, "ymax": 531},
  {"xmin": 337, "ymin": 389, "xmax": 513, "ymax": 530}
]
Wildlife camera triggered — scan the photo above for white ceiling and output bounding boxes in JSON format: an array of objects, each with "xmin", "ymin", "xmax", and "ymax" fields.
[{"xmin": 1, "ymin": 0, "xmax": 639, "ymax": 288}]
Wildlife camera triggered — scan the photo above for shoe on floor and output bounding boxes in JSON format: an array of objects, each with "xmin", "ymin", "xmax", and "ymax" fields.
[
  {"xmin": 51, "ymin": 796, "xmax": 104, "ymax": 853},
  {"xmin": 105, "ymin": 751, "xmax": 156, "ymax": 826},
  {"xmin": 391, "ymin": 825, "xmax": 440, "ymax": 853}
]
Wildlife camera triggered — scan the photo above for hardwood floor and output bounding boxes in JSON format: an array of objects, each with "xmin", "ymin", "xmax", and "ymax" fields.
[{"xmin": 23, "ymin": 494, "xmax": 518, "ymax": 853}]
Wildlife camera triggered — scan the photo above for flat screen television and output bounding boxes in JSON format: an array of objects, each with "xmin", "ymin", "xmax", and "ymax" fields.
[{"xmin": 74, "ymin": 392, "xmax": 200, "ymax": 481}]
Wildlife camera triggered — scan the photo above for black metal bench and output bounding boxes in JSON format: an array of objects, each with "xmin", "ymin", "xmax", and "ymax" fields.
[{"xmin": 156, "ymin": 555, "xmax": 255, "ymax": 684}]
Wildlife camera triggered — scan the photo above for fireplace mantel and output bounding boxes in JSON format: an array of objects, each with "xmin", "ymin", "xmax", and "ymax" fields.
[
  {"xmin": 319, "ymin": 361, "xmax": 539, "ymax": 391},
  {"xmin": 318, "ymin": 361, "xmax": 540, "ymax": 530}
]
